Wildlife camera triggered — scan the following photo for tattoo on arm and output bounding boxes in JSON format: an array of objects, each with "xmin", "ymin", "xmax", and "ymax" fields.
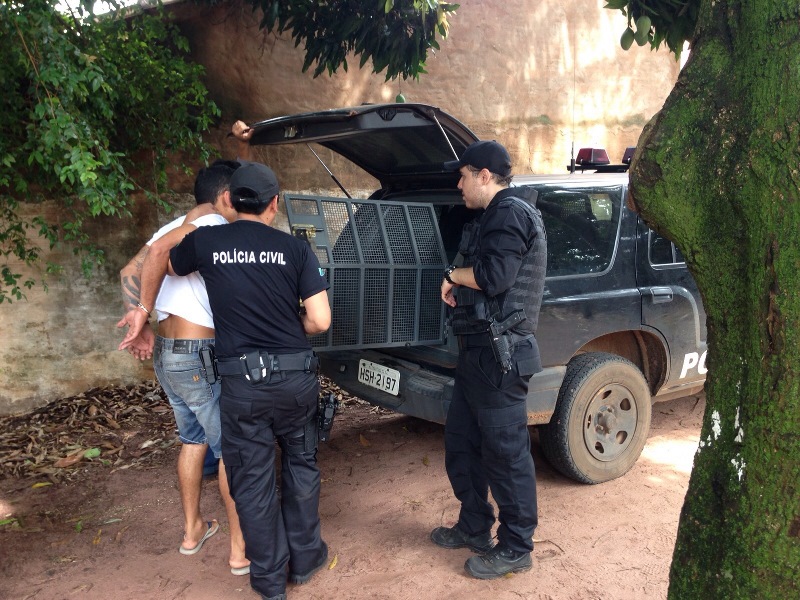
[
  {"xmin": 121, "ymin": 275, "xmax": 141, "ymax": 310},
  {"xmin": 120, "ymin": 246, "xmax": 149, "ymax": 310}
]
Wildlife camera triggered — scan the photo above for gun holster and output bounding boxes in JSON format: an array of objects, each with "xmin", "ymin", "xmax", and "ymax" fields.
[
  {"xmin": 488, "ymin": 309, "xmax": 527, "ymax": 374},
  {"xmin": 242, "ymin": 350, "xmax": 268, "ymax": 383},
  {"xmin": 489, "ymin": 331, "xmax": 515, "ymax": 374},
  {"xmin": 318, "ymin": 393, "xmax": 339, "ymax": 442},
  {"xmin": 199, "ymin": 345, "xmax": 219, "ymax": 384}
]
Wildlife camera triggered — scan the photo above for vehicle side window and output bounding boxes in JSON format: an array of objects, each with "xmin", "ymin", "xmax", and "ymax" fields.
[
  {"xmin": 649, "ymin": 231, "xmax": 685, "ymax": 266},
  {"xmin": 533, "ymin": 185, "xmax": 622, "ymax": 277}
]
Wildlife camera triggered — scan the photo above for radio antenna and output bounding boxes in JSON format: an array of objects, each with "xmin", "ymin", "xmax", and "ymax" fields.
[{"xmin": 569, "ymin": 21, "xmax": 577, "ymax": 174}]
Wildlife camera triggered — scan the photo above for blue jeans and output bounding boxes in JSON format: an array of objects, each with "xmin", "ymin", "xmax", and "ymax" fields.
[{"xmin": 154, "ymin": 337, "xmax": 222, "ymax": 458}]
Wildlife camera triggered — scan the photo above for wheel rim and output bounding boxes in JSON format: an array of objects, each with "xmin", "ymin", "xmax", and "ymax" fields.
[{"xmin": 582, "ymin": 383, "xmax": 640, "ymax": 462}]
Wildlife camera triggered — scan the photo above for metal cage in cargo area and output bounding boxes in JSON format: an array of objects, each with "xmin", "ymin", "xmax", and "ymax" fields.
[{"xmin": 285, "ymin": 194, "xmax": 448, "ymax": 351}]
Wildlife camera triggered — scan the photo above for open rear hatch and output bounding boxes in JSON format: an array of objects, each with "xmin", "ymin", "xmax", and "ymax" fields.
[
  {"xmin": 249, "ymin": 103, "xmax": 478, "ymax": 194},
  {"xmin": 252, "ymin": 103, "xmax": 480, "ymax": 352}
]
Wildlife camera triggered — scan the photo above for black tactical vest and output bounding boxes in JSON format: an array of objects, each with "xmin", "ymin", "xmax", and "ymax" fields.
[{"xmin": 451, "ymin": 191, "xmax": 547, "ymax": 336}]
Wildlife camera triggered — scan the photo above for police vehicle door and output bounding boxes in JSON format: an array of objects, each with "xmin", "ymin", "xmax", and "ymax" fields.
[{"xmin": 635, "ymin": 218, "xmax": 708, "ymax": 393}]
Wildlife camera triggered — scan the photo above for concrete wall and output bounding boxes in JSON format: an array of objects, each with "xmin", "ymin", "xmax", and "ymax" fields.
[
  {"xmin": 0, "ymin": 0, "xmax": 680, "ymax": 415},
  {"xmin": 182, "ymin": 0, "xmax": 678, "ymax": 180}
]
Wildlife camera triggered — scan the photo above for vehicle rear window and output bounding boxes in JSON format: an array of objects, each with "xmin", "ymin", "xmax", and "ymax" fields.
[
  {"xmin": 649, "ymin": 231, "xmax": 686, "ymax": 266},
  {"xmin": 531, "ymin": 185, "xmax": 623, "ymax": 277}
]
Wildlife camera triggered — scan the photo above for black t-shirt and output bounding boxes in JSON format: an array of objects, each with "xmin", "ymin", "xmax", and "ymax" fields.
[{"xmin": 170, "ymin": 219, "xmax": 329, "ymax": 357}]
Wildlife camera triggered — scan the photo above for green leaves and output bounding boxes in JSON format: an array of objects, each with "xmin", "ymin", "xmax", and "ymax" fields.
[
  {"xmin": 250, "ymin": 0, "xmax": 459, "ymax": 81},
  {"xmin": 607, "ymin": 0, "xmax": 700, "ymax": 59},
  {"xmin": 1, "ymin": 0, "xmax": 457, "ymax": 303},
  {"xmin": 0, "ymin": 1, "xmax": 218, "ymax": 303},
  {"xmin": 83, "ymin": 448, "xmax": 101, "ymax": 459}
]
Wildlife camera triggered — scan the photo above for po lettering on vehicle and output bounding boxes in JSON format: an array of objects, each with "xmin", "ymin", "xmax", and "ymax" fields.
[{"xmin": 679, "ymin": 350, "xmax": 708, "ymax": 379}]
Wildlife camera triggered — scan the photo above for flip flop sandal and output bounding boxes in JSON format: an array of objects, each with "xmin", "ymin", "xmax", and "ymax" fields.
[
  {"xmin": 230, "ymin": 565, "xmax": 251, "ymax": 576},
  {"xmin": 179, "ymin": 520, "xmax": 219, "ymax": 555}
]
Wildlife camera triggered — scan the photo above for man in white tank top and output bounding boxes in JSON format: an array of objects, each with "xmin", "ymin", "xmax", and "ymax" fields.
[{"xmin": 118, "ymin": 154, "xmax": 251, "ymax": 575}]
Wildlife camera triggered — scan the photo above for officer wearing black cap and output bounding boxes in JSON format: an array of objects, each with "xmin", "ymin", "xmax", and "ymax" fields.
[
  {"xmin": 431, "ymin": 140, "xmax": 547, "ymax": 579},
  {"xmin": 167, "ymin": 161, "xmax": 331, "ymax": 600}
]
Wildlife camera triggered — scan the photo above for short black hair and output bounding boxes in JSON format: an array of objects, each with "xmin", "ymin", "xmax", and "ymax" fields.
[
  {"xmin": 465, "ymin": 164, "xmax": 513, "ymax": 187},
  {"xmin": 194, "ymin": 160, "xmax": 240, "ymax": 205}
]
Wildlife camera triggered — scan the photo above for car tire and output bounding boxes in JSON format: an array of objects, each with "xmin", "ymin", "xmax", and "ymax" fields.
[{"xmin": 538, "ymin": 352, "xmax": 652, "ymax": 484}]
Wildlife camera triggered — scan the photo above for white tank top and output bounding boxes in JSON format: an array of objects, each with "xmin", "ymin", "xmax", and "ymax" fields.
[{"xmin": 147, "ymin": 213, "xmax": 228, "ymax": 326}]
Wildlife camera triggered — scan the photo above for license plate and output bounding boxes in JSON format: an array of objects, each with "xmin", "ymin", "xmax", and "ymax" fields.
[{"xmin": 357, "ymin": 359, "xmax": 400, "ymax": 396}]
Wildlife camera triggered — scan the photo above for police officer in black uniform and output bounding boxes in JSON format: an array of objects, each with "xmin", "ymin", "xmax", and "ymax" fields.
[
  {"xmin": 431, "ymin": 141, "xmax": 547, "ymax": 579},
  {"xmin": 168, "ymin": 162, "xmax": 331, "ymax": 600}
]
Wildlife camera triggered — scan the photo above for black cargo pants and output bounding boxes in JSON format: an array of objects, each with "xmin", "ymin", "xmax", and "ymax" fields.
[
  {"xmin": 444, "ymin": 335, "xmax": 540, "ymax": 554},
  {"xmin": 221, "ymin": 370, "xmax": 325, "ymax": 598}
]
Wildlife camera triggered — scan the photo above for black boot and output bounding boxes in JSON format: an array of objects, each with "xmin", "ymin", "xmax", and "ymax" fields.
[
  {"xmin": 289, "ymin": 541, "xmax": 328, "ymax": 584},
  {"xmin": 464, "ymin": 546, "xmax": 532, "ymax": 579},
  {"xmin": 430, "ymin": 524, "xmax": 494, "ymax": 553}
]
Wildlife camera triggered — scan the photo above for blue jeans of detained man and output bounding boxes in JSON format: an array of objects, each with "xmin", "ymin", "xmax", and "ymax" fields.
[
  {"xmin": 221, "ymin": 369, "xmax": 325, "ymax": 598},
  {"xmin": 154, "ymin": 337, "xmax": 222, "ymax": 458},
  {"xmin": 444, "ymin": 337, "xmax": 540, "ymax": 554}
]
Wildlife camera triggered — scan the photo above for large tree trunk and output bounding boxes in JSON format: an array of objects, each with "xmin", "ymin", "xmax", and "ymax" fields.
[{"xmin": 629, "ymin": 1, "xmax": 800, "ymax": 597}]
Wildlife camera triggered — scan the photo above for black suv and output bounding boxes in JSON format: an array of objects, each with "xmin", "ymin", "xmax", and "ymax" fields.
[{"xmin": 248, "ymin": 103, "xmax": 708, "ymax": 484}]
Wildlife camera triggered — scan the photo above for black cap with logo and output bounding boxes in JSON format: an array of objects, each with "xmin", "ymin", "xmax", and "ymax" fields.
[{"xmin": 230, "ymin": 162, "xmax": 280, "ymax": 203}]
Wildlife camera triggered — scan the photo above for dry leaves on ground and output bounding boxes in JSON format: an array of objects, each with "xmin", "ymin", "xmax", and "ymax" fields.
[
  {"xmin": 0, "ymin": 376, "xmax": 364, "ymax": 484},
  {"xmin": 0, "ymin": 381, "xmax": 176, "ymax": 483}
]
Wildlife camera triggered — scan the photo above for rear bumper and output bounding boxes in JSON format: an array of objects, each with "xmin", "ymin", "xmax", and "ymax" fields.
[{"xmin": 319, "ymin": 350, "xmax": 566, "ymax": 425}]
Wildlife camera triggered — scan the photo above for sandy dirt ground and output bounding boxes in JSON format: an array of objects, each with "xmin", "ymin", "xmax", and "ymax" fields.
[{"xmin": 0, "ymin": 392, "xmax": 704, "ymax": 600}]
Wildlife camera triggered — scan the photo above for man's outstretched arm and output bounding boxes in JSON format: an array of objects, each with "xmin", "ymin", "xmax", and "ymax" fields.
[{"xmin": 118, "ymin": 245, "xmax": 155, "ymax": 359}]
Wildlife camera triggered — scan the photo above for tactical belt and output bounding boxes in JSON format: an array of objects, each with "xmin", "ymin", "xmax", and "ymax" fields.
[
  {"xmin": 457, "ymin": 333, "xmax": 494, "ymax": 349},
  {"xmin": 216, "ymin": 350, "xmax": 318, "ymax": 377},
  {"xmin": 458, "ymin": 331, "xmax": 533, "ymax": 350}
]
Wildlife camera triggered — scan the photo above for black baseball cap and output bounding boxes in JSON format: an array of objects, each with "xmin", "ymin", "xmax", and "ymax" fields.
[
  {"xmin": 443, "ymin": 140, "xmax": 512, "ymax": 177},
  {"xmin": 230, "ymin": 162, "xmax": 279, "ymax": 202}
]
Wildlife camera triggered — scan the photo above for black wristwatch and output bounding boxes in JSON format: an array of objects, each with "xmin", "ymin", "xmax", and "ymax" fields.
[{"xmin": 443, "ymin": 265, "xmax": 456, "ymax": 284}]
